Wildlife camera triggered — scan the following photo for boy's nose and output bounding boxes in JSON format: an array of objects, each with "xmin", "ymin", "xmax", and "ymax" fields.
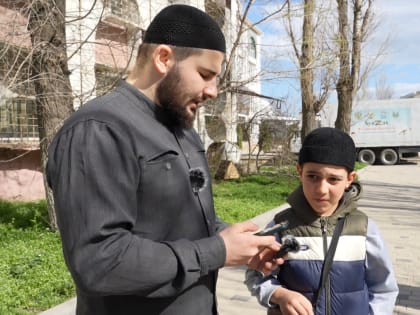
[{"xmin": 317, "ymin": 180, "xmax": 329, "ymax": 194}]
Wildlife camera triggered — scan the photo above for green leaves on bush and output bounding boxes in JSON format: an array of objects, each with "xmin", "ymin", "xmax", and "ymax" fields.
[{"xmin": 0, "ymin": 200, "xmax": 49, "ymax": 229}]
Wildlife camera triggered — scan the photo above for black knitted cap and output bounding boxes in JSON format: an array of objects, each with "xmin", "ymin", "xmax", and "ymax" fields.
[
  {"xmin": 143, "ymin": 5, "xmax": 226, "ymax": 53},
  {"xmin": 298, "ymin": 127, "xmax": 356, "ymax": 171}
]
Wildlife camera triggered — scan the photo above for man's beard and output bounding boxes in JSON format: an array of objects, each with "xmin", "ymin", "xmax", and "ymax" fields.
[{"xmin": 156, "ymin": 65, "xmax": 196, "ymax": 129}]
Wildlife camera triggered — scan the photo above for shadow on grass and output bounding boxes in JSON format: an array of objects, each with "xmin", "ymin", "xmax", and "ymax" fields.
[{"xmin": 0, "ymin": 199, "xmax": 50, "ymax": 229}]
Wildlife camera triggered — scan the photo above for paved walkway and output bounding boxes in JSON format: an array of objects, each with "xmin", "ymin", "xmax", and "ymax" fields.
[{"xmin": 40, "ymin": 158, "xmax": 420, "ymax": 315}]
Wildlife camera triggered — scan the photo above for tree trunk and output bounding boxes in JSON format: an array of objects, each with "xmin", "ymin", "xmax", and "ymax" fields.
[
  {"xmin": 334, "ymin": 0, "xmax": 373, "ymax": 133},
  {"xmin": 335, "ymin": 83, "xmax": 352, "ymax": 132},
  {"xmin": 299, "ymin": 0, "xmax": 317, "ymax": 140},
  {"xmin": 27, "ymin": 0, "xmax": 74, "ymax": 229},
  {"xmin": 300, "ymin": 105, "xmax": 318, "ymax": 140},
  {"xmin": 334, "ymin": 0, "xmax": 352, "ymax": 133}
]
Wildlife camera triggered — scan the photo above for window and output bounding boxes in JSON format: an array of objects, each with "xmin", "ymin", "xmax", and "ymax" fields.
[
  {"xmin": 249, "ymin": 36, "xmax": 257, "ymax": 59},
  {"xmin": 0, "ymin": 98, "xmax": 38, "ymax": 141},
  {"xmin": 103, "ymin": 0, "xmax": 139, "ymax": 24}
]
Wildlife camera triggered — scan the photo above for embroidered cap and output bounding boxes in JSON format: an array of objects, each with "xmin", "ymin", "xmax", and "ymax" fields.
[{"xmin": 143, "ymin": 4, "xmax": 226, "ymax": 53}]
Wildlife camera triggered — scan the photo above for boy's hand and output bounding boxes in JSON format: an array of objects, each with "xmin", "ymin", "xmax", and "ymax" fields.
[{"xmin": 271, "ymin": 287, "xmax": 314, "ymax": 315}]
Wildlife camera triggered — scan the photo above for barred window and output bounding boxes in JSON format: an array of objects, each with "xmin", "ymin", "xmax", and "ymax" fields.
[{"xmin": 0, "ymin": 98, "xmax": 38, "ymax": 142}]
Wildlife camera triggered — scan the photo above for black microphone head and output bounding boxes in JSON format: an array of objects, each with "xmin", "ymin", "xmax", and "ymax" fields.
[{"xmin": 282, "ymin": 235, "xmax": 300, "ymax": 252}]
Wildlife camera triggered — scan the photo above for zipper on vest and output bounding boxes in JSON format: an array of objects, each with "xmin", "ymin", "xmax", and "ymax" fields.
[
  {"xmin": 320, "ymin": 217, "xmax": 331, "ymax": 315},
  {"xmin": 320, "ymin": 217, "xmax": 328, "ymax": 254}
]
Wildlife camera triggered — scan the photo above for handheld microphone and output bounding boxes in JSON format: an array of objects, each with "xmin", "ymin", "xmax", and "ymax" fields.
[
  {"xmin": 276, "ymin": 235, "xmax": 309, "ymax": 258},
  {"xmin": 254, "ymin": 221, "xmax": 289, "ymax": 236}
]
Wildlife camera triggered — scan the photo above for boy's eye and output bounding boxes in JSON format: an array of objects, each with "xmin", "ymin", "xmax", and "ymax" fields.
[{"xmin": 328, "ymin": 177, "xmax": 342, "ymax": 184}]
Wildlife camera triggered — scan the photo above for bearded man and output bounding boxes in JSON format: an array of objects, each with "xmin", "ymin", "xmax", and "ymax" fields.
[{"xmin": 46, "ymin": 4, "xmax": 283, "ymax": 315}]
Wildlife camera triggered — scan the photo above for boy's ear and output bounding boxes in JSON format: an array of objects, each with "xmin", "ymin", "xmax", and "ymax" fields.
[{"xmin": 348, "ymin": 171, "xmax": 357, "ymax": 183}]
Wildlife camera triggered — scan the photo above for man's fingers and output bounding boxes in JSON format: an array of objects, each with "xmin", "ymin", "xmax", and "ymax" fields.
[
  {"xmin": 253, "ymin": 235, "xmax": 281, "ymax": 250},
  {"xmin": 238, "ymin": 220, "xmax": 259, "ymax": 232}
]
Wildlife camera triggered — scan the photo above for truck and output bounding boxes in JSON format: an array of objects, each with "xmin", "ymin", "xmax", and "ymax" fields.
[
  {"xmin": 290, "ymin": 98, "xmax": 420, "ymax": 165},
  {"xmin": 321, "ymin": 98, "xmax": 420, "ymax": 165}
]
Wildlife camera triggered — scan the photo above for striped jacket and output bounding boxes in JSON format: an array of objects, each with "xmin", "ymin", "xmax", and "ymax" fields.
[{"xmin": 246, "ymin": 182, "xmax": 398, "ymax": 315}]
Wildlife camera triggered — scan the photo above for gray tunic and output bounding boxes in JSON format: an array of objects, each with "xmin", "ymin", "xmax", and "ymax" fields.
[{"xmin": 47, "ymin": 80, "xmax": 228, "ymax": 315}]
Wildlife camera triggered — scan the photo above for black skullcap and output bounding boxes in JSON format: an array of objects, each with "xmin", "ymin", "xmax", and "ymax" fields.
[
  {"xmin": 143, "ymin": 4, "xmax": 226, "ymax": 53},
  {"xmin": 298, "ymin": 127, "xmax": 356, "ymax": 171}
]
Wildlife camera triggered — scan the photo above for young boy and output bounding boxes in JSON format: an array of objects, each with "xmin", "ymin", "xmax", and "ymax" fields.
[{"xmin": 246, "ymin": 127, "xmax": 399, "ymax": 315}]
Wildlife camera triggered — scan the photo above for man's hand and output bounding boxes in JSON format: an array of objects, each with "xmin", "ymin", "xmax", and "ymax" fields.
[
  {"xmin": 219, "ymin": 221, "xmax": 283, "ymax": 273},
  {"xmin": 271, "ymin": 287, "xmax": 314, "ymax": 315}
]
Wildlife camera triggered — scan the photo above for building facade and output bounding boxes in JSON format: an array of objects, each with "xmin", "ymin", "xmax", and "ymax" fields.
[{"xmin": 0, "ymin": 0, "xmax": 268, "ymax": 200}]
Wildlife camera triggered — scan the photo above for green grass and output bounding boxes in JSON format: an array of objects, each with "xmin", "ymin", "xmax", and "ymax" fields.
[
  {"xmin": 355, "ymin": 161, "xmax": 367, "ymax": 171},
  {"xmin": 213, "ymin": 171, "xmax": 299, "ymax": 223},
  {"xmin": 6, "ymin": 164, "xmax": 370, "ymax": 313},
  {"xmin": 0, "ymin": 200, "xmax": 74, "ymax": 315}
]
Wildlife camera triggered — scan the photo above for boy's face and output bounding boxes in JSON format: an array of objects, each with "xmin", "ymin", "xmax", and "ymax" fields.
[{"xmin": 297, "ymin": 162, "xmax": 356, "ymax": 217}]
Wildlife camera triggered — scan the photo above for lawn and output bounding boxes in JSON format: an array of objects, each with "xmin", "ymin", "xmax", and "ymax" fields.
[
  {"xmin": 213, "ymin": 169, "xmax": 300, "ymax": 223},
  {"xmin": 0, "ymin": 169, "xmax": 303, "ymax": 314},
  {"xmin": 0, "ymin": 201, "xmax": 74, "ymax": 315}
]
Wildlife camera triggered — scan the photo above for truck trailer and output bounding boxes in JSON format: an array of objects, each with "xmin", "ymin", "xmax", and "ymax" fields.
[{"xmin": 319, "ymin": 98, "xmax": 420, "ymax": 165}]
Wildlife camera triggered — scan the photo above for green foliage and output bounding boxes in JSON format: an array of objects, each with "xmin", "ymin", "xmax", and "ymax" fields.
[
  {"xmin": 0, "ymin": 202, "xmax": 75, "ymax": 315},
  {"xmin": 355, "ymin": 161, "xmax": 367, "ymax": 171},
  {"xmin": 0, "ymin": 200, "xmax": 50, "ymax": 229}
]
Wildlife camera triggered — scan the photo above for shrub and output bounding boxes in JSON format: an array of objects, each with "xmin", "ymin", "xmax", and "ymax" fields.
[{"xmin": 0, "ymin": 200, "xmax": 49, "ymax": 229}]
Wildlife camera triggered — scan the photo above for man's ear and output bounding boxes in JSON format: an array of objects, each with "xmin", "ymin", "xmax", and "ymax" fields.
[{"xmin": 152, "ymin": 45, "xmax": 174, "ymax": 75}]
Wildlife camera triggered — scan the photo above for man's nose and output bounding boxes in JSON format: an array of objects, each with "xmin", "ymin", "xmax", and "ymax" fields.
[{"xmin": 203, "ymin": 81, "xmax": 218, "ymax": 99}]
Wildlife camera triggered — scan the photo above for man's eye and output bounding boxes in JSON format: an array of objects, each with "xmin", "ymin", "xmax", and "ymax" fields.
[{"xmin": 200, "ymin": 72, "xmax": 214, "ymax": 81}]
